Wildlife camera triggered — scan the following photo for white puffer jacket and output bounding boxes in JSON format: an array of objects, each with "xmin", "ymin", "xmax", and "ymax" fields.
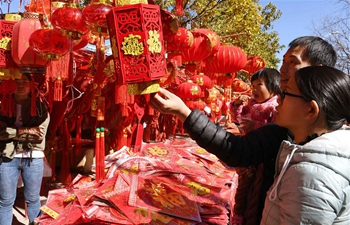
[{"xmin": 261, "ymin": 125, "xmax": 350, "ymax": 225}]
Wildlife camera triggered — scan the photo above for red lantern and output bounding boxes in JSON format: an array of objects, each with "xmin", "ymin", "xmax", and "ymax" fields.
[
  {"xmin": 243, "ymin": 55, "xmax": 265, "ymax": 74},
  {"xmin": 181, "ymin": 31, "xmax": 216, "ymax": 63},
  {"xmin": 11, "ymin": 12, "xmax": 49, "ymax": 74},
  {"xmin": 192, "ymin": 72, "xmax": 212, "ymax": 89},
  {"xmin": 82, "ymin": 0, "xmax": 112, "ymax": 37},
  {"xmin": 203, "ymin": 45, "xmax": 247, "ymax": 73},
  {"xmin": 166, "ymin": 27, "xmax": 194, "ymax": 52},
  {"xmin": 232, "ymin": 78, "xmax": 250, "ymax": 92},
  {"xmin": 29, "ymin": 27, "xmax": 71, "ymax": 60},
  {"xmin": 107, "ymin": 3, "xmax": 167, "ymax": 94},
  {"xmin": 176, "ymin": 80, "xmax": 202, "ymax": 99},
  {"xmin": 194, "ymin": 28, "xmax": 220, "ymax": 54},
  {"xmin": 51, "ymin": 4, "xmax": 89, "ymax": 40}
]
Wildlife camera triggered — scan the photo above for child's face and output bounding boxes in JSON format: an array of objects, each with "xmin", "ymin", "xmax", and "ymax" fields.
[{"xmin": 251, "ymin": 78, "xmax": 274, "ymax": 103}]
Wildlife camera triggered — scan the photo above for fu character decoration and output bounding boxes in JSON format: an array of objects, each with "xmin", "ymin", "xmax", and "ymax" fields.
[{"xmin": 107, "ymin": 0, "xmax": 167, "ymax": 151}]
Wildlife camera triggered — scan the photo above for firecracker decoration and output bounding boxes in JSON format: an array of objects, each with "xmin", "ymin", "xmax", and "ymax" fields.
[{"xmin": 107, "ymin": 2, "xmax": 167, "ymax": 95}]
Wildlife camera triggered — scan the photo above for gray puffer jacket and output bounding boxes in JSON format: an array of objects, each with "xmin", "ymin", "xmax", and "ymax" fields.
[{"xmin": 261, "ymin": 126, "xmax": 350, "ymax": 225}]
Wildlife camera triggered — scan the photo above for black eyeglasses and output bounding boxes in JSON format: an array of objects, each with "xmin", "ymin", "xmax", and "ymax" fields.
[{"xmin": 280, "ymin": 91, "xmax": 305, "ymax": 100}]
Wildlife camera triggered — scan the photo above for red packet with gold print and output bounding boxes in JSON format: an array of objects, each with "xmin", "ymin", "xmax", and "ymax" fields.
[{"xmin": 129, "ymin": 175, "xmax": 202, "ymax": 222}]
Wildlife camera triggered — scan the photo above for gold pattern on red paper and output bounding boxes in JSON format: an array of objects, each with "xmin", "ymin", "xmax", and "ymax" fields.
[{"xmin": 122, "ymin": 34, "xmax": 144, "ymax": 56}]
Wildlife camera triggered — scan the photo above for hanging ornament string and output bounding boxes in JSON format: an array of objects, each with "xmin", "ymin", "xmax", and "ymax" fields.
[{"xmin": 64, "ymin": 85, "xmax": 83, "ymax": 115}]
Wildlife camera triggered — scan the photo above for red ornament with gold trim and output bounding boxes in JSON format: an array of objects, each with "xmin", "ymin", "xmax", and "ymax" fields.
[
  {"xmin": 203, "ymin": 45, "xmax": 247, "ymax": 73},
  {"xmin": 29, "ymin": 26, "xmax": 71, "ymax": 60},
  {"xmin": 176, "ymin": 80, "xmax": 202, "ymax": 99},
  {"xmin": 0, "ymin": 16, "xmax": 21, "ymax": 80},
  {"xmin": 107, "ymin": 2, "xmax": 167, "ymax": 94},
  {"xmin": 11, "ymin": 12, "xmax": 50, "ymax": 74},
  {"xmin": 82, "ymin": 0, "xmax": 112, "ymax": 37},
  {"xmin": 51, "ymin": 4, "xmax": 89, "ymax": 40},
  {"xmin": 243, "ymin": 55, "xmax": 266, "ymax": 75}
]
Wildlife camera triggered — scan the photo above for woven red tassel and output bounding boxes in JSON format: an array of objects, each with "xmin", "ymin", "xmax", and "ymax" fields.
[
  {"xmin": 54, "ymin": 77, "xmax": 63, "ymax": 102},
  {"xmin": 175, "ymin": 0, "xmax": 184, "ymax": 16},
  {"xmin": 95, "ymin": 127, "xmax": 101, "ymax": 182},
  {"xmin": 98, "ymin": 127, "xmax": 106, "ymax": 181},
  {"xmin": 60, "ymin": 119, "xmax": 72, "ymax": 184},
  {"xmin": 75, "ymin": 114, "xmax": 83, "ymax": 159}
]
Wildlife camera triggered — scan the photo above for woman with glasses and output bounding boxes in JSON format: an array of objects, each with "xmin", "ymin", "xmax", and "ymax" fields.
[
  {"xmin": 0, "ymin": 74, "xmax": 50, "ymax": 225},
  {"xmin": 261, "ymin": 66, "xmax": 350, "ymax": 224}
]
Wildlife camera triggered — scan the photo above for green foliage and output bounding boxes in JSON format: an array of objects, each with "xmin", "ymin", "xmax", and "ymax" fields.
[{"xmin": 154, "ymin": 0, "xmax": 284, "ymax": 68}]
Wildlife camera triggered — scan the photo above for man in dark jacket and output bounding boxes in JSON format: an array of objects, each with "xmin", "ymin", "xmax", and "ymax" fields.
[{"xmin": 150, "ymin": 36, "xmax": 337, "ymax": 224}]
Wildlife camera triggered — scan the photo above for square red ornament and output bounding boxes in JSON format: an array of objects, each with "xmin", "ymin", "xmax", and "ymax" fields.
[{"xmin": 107, "ymin": 3, "xmax": 167, "ymax": 93}]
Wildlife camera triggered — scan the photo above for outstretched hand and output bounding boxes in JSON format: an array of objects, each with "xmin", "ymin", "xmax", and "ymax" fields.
[{"xmin": 150, "ymin": 88, "xmax": 192, "ymax": 122}]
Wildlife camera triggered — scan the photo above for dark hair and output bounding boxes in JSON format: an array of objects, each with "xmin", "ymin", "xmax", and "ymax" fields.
[
  {"xmin": 289, "ymin": 36, "xmax": 337, "ymax": 67},
  {"xmin": 251, "ymin": 68, "xmax": 281, "ymax": 95},
  {"xmin": 295, "ymin": 66, "xmax": 350, "ymax": 129}
]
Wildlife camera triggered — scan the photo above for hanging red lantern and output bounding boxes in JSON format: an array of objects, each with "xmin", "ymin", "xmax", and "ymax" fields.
[
  {"xmin": 166, "ymin": 27, "xmax": 194, "ymax": 66},
  {"xmin": 107, "ymin": 3, "xmax": 167, "ymax": 94},
  {"xmin": 203, "ymin": 45, "xmax": 247, "ymax": 73},
  {"xmin": 176, "ymin": 80, "xmax": 202, "ymax": 99},
  {"xmin": 232, "ymin": 78, "xmax": 250, "ymax": 93},
  {"xmin": 192, "ymin": 72, "xmax": 212, "ymax": 89},
  {"xmin": 243, "ymin": 55, "xmax": 266, "ymax": 74},
  {"xmin": 29, "ymin": 26, "xmax": 71, "ymax": 60},
  {"xmin": 51, "ymin": 4, "xmax": 89, "ymax": 40},
  {"xmin": 82, "ymin": 0, "xmax": 112, "ymax": 37},
  {"xmin": 11, "ymin": 12, "xmax": 50, "ymax": 74},
  {"xmin": 166, "ymin": 27, "xmax": 194, "ymax": 52},
  {"xmin": 194, "ymin": 28, "xmax": 220, "ymax": 54},
  {"xmin": 161, "ymin": 9, "xmax": 179, "ymax": 42},
  {"xmin": 181, "ymin": 31, "xmax": 216, "ymax": 63}
]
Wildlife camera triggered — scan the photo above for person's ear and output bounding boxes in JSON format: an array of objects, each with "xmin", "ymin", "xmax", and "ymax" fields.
[{"xmin": 306, "ymin": 100, "xmax": 320, "ymax": 120}]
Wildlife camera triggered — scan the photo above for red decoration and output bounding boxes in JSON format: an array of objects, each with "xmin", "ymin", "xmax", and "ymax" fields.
[
  {"xmin": 82, "ymin": 0, "xmax": 112, "ymax": 37},
  {"xmin": 243, "ymin": 55, "xmax": 266, "ymax": 74},
  {"xmin": 203, "ymin": 45, "xmax": 247, "ymax": 73},
  {"xmin": 160, "ymin": 9, "xmax": 179, "ymax": 42},
  {"xmin": 181, "ymin": 29, "xmax": 220, "ymax": 63},
  {"xmin": 0, "ymin": 20, "xmax": 16, "ymax": 67},
  {"xmin": 29, "ymin": 27, "xmax": 71, "ymax": 60},
  {"xmin": 107, "ymin": 3, "xmax": 167, "ymax": 85},
  {"xmin": 175, "ymin": 0, "xmax": 184, "ymax": 16},
  {"xmin": 192, "ymin": 72, "xmax": 212, "ymax": 89},
  {"xmin": 232, "ymin": 78, "xmax": 250, "ymax": 92},
  {"xmin": 11, "ymin": 12, "xmax": 49, "ymax": 74},
  {"xmin": 51, "ymin": 4, "xmax": 89, "ymax": 40},
  {"xmin": 0, "ymin": 79, "xmax": 17, "ymax": 117},
  {"xmin": 176, "ymin": 80, "xmax": 202, "ymax": 99},
  {"xmin": 166, "ymin": 27, "xmax": 193, "ymax": 66}
]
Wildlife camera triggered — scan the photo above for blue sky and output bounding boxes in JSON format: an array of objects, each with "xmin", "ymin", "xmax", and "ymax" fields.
[
  {"xmin": 259, "ymin": 0, "xmax": 344, "ymax": 67},
  {"xmin": 1, "ymin": 0, "xmax": 345, "ymax": 68}
]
